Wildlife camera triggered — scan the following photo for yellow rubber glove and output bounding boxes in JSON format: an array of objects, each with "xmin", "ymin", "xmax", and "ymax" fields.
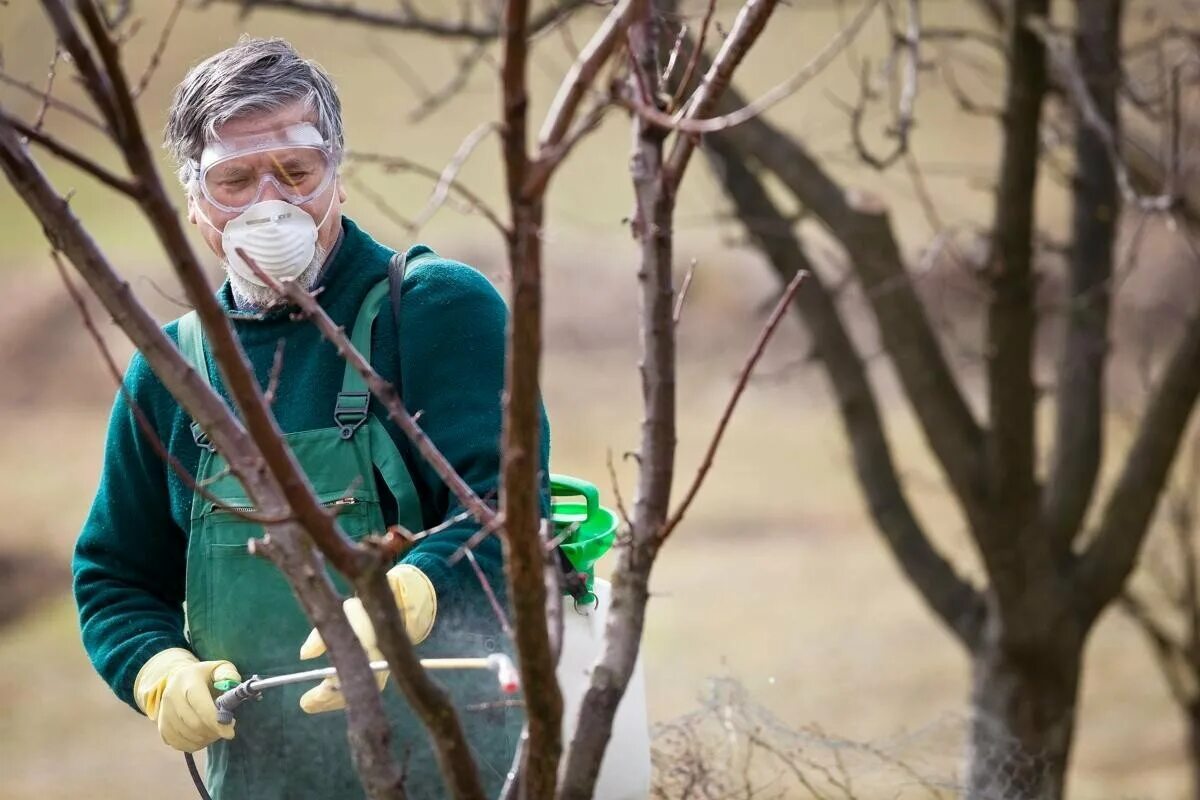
[
  {"xmin": 298, "ymin": 564, "xmax": 436, "ymax": 714},
  {"xmin": 134, "ymin": 647, "xmax": 240, "ymax": 753}
]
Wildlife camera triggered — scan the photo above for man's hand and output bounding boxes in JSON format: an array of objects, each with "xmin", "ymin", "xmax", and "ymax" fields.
[
  {"xmin": 134, "ymin": 648, "xmax": 240, "ymax": 752},
  {"xmin": 297, "ymin": 564, "xmax": 436, "ymax": 714}
]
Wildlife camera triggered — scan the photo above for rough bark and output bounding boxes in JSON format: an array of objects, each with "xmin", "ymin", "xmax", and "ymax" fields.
[{"xmin": 967, "ymin": 620, "xmax": 1083, "ymax": 800}]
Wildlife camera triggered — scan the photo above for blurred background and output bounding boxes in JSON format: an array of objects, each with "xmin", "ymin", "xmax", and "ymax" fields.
[{"xmin": 1, "ymin": 0, "xmax": 1198, "ymax": 797}]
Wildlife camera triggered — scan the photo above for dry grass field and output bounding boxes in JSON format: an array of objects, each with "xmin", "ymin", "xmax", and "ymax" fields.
[{"xmin": 0, "ymin": 1, "xmax": 1194, "ymax": 797}]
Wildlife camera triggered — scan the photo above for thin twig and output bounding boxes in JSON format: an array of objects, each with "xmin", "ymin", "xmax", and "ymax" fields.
[
  {"xmin": 847, "ymin": 0, "xmax": 920, "ymax": 171},
  {"xmin": 414, "ymin": 123, "xmax": 502, "ymax": 232},
  {"xmin": 464, "ymin": 548, "xmax": 513, "ymax": 637},
  {"xmin": 604, "ymin": 447, "xmax": 632, "ymax": 531},
  {"xmin": 669, "ymin": 0, "xmax": 717, "ymax": 112},
  {"xmin": 660, "ymin": 270, "xmax": 808, "ymax": 541},
  {"xmin": 264, "ymin": 338, "xmax": 286, "ymax": 405},
  {"xmin": 673, "ymin": 258, "xmax": 697, "ymax": 325},
  {"xmin": 132, "ymin": 0, "xmax": 185, "ymax": 98},
  {"xmin": 347, "ymin": 151, "xmax": 507, "ymax": 235},
  {"xmin": 32, "ymin": 44, "xmax": 62, "ymax": 132}
]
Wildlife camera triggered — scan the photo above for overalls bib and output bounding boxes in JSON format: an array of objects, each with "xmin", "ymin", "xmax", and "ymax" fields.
[{"xmin": 177, "ymin": 268, "xmax": 519, "ymax": 799}]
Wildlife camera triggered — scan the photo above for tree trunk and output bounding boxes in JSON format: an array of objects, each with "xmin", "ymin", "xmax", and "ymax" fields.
[
  {"xmin": 1187, "ymin": 702, "xmax": 1200, "ymax": 800},
  {"xmin": 966, "ymin": 619, "xmax": 1082, "ymax": 800}
]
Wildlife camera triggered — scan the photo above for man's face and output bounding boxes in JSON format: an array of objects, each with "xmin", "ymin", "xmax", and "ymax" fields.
[{"xmin": 186, "ymin": 101, "xmax": 347, "ymax": 262}]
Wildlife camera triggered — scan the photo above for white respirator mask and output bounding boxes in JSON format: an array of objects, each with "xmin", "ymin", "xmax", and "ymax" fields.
[{"xmin": 198, "ymin": 195, "xmax": 335, "ymax": 288}]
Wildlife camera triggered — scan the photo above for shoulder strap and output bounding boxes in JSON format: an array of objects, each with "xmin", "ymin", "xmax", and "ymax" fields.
[
  {"xmin": 176, "ymin": 310, "xmax": 212, "ymax": 386},
  {"xmin": 176, "ymin": 311, "xmax": 216, "ymax": 451}
]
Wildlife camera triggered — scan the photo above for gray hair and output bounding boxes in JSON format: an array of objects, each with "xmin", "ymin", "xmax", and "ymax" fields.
[{"xmin": 164, "ymin": 36, "xmax": 343, "ymax": 185}]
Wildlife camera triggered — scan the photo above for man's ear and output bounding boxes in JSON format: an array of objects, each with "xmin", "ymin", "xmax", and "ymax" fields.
[
  {"xmin": 186, "ymin": 190, "xmax": 198, "ymax": 225},
  {"xmin": 337, "ymin": 175, "xmax": 347, "ymax": 204}
]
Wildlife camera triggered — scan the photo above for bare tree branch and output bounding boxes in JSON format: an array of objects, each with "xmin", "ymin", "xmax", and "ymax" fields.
[
  {"xmin": 1042, "ymin": 0, "xmax": 1121, "ymax": 554},
  {"xmin": 1077, "ymin": 302, "xmax": 1200, "ymax": 622},
  {"xmin": 845, "ymin": 0, "xmax": 920, "ymax": 171},
  {"xmin": 711, "ymin": 68, "xmax": 987, "ymax": 530},
  {"xmin": 662, "ymin": 0, "xmax": 783, "ymax": 186},
  {"xmin": 131, "ymin": 0, "xmax": 185, "ymax": 98},
  {"xmin": 0, "ymin": 70, "xmax": 106, "ymax": 130},
  {"xmin": 527, "ymin": 0, "xmax": 635, "ymax": 198},
  {"xmin": 500, "ymin": 1, "xmax": 562, "ymax": 794},
  {"xmin": 667, "ymin": 0, "xmax": 716, "ymax": 112},
  {"xmin": 0, "ymin": 107, "xmax": 139, "ymax": 197},
  {"xmin": 202, "ymin": 0, "xmax": 590, "ymax": 40}
]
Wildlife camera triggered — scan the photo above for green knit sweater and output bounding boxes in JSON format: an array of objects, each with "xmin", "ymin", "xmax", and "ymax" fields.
[{"xmin": 72, "ymin": 217, "xmax": 550, "ymax": 710}]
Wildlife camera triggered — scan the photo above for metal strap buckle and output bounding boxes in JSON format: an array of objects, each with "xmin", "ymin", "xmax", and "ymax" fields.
[
  {"xmin": 190, "ymin": 421, "xmax": 215, "ymax": 452},
  {"xmin": 334, "ymin": 391, "xmax": 370, "ymax": 439}
]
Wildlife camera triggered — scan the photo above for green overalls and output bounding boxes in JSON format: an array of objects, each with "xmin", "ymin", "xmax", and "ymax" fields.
[{"xmin": 176, "ymin": 259, "xmax": 520, "ymax": 799}]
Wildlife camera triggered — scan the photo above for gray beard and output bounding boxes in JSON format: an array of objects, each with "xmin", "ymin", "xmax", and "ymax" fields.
[{"xmin": 227, "ymin": 243, "xmax": 328, "ymax": 312}]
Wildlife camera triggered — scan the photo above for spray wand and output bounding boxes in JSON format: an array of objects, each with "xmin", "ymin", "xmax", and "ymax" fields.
[{"xmin": 186, "ymin": 654, "xmax": 520, "ymax": 799}]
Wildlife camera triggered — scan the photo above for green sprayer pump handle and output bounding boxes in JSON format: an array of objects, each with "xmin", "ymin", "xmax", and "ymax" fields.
[{"xmin": 550, "ymin": 474, "xmax": 599, "ymax": 517}]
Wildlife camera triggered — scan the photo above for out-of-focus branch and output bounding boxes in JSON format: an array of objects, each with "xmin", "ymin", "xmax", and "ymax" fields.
[
  {"xmin": 660, "ymin": 268, "xmax": 806, "ymax": 541},
  {"xmin": 1042, "ymin": 0, "xmax": 1121, "ymax": 554},
  {"xmin": 846, "ymin": 0, "xmax": 920, "ymax": 171},
  {"xmin": 347, "ymin": 151, "xmax": 507, "ymax": 236},
  {"xmin": 972, "ymin": 0, "xmax": 1200, "ymax": 225},
  {"xmin": 977, "ymin": 0, "xmax": 1051, "ymax": 617},
  {"xmin": 203, "ymin": 0, "xmax": 589, "ymax": 40},
  {"xmin": 711, "ymin": 65, "xmax": 987, "ymax": 530},
  {"xmin": 1027, "ymin": 15, "xmax": 1175, "ymax": 212},
  {"xmin": 0, "ymin": 107, "xmax": 139, "ymax": 196},
  {"xmin": 31, "ymin": 44, "xmax": 61, "ymax": 132},
  {"xmin": 1076, "ymin": 303, "xmax": 1200, "ymax": 623},
  {"xmin": 703, "ymin": 134, "xmax": 985, "ymax": 648},
  {"xmin": 1120, "ymin": 590, "xmax": 1196, "ymax": 707},
  {"xmin": 0, "ymin": 71, "xmax": 106, "ymax": 130},
  {"xmin": 131, "ymin": 0, "xmax": 185, "ymax": 98}
]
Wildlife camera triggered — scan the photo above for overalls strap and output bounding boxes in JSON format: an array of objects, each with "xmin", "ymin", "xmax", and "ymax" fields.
[
  {"xmin": 333, "ymin": 279, "xmax": 389, "ymax": 439},
  {"xmin": 176, "ymin": 311, "xmax": 215, "ymax": 451}
]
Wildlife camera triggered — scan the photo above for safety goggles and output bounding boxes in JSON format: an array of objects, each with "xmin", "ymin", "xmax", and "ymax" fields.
[{"xmin": 189, "ymin": 122, "xmax": 338, "ymax": 214}]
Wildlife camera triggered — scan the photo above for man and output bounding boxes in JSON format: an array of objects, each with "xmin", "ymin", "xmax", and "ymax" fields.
[{"xmin": 72, "ymin": 37, "xmax": 544, "ymax": 798}]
